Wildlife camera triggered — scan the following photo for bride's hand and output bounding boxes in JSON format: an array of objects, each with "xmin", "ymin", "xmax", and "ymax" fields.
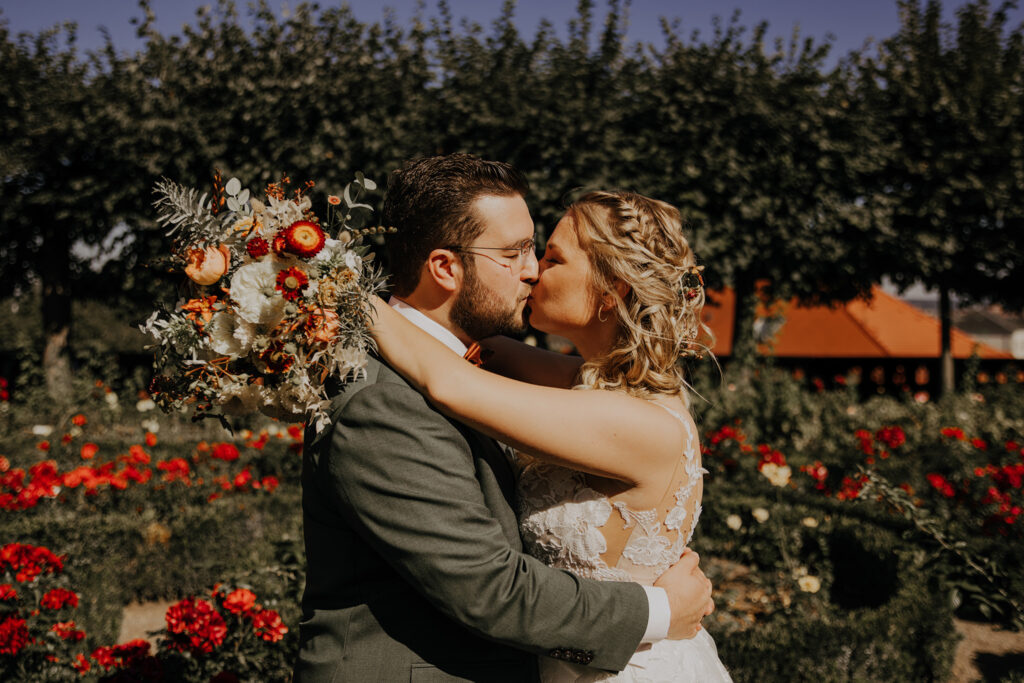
[{"xmin": 655, "ymin": 549, "xmax": 714, "ymax": 640}]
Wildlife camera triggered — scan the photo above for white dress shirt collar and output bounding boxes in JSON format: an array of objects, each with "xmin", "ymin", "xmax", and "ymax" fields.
[{"xmin": 388, "ymin": 296, "xmax": 468, "ymax": 356}]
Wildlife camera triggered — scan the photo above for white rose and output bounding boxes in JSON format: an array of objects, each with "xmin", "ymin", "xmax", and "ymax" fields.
[
  {"xmin": 726, "ymin": 514, "xmax": 743, "ymax": 531},
  {"xmin": 798, "ymin": 575, "xmax": 821, "ymax": 593},
  {"xmin": 752, "ymin": 507, "xmax": 770, "ymax": 523},
  {"xmin": 32, "ymin": 425, "xmax": 54, "ymax": 437},
  {"xmin": 761, "ymin": 463, "xmax": 792, "ymax": 487},
  {"xmin": 141, "ymin": 418, "xmax": 160, "ymax": 433},
  {"xmin": 136, "ymin": 398, "xmax": 157, "ymax": 413},
  {"xmin": 230, "ymin": 260, "xmax": 287, "ymax": 326},
  {"xmin": 801, "ymin": 517, "xmax": 819, "ymax": 528}
]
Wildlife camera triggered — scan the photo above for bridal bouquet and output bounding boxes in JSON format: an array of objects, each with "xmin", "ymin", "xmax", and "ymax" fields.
[{"xmin": 140, "ymin": 172, "xmax": 390, "ymax": 432}]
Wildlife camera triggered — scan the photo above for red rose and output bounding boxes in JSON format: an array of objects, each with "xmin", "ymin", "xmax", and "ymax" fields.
[
  {"xmin": 0, "ymin": 614, "xmax": 29, "ymax": 655},
  {"xmin": 211, "ymin": 443, "xmax": 240, "ymax": 462},
  {"xmin": 0, "ymin": 543, "xmax": 64, "ymax": 582},
  {"xmin": 165, "ymin": 597, "xmax": 227, "ymax": 654},
  {"xmin": 71, "ymin": 414, "xmax": 87, "ymax": 427},
  {"xmin": 51, "ymin": 620, "xmax": 86, "ymax": 642},
  {"xmin": 233, "ymin": 469, "xmax": 253, "ymax": 490},
  {"xmin": 251, "ymin": 607, "xmax": 288, "ymax": 642},
  {"xmin": 0, "ymin": 584, "xmax": 16, "ymax": 601},
  {"xmin": 129, "ymin": 444, "xmax": 151, "ymax": 464},
  {"xmin": 72, "ymin": 653, "xmax": 91, "ymax": 673},
  {"xmin": 40, "ymin": 587, "xmax": 79, "ymax": 610}
]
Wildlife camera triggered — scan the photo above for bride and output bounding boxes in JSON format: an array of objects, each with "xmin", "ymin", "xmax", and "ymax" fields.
[{"xmin": 368, "ymin": 190, "xmax": 732, "ymax": 682}]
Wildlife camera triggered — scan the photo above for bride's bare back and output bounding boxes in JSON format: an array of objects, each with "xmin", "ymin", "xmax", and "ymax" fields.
[{"xmin": 517, "ymin": 402, "xmax": 705, "ymax": 586}]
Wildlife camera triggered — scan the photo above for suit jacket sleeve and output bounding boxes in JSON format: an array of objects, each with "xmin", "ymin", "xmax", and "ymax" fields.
[{"xmin": 321, "ymin": 379, "xmax": 649, "ymax": 671}]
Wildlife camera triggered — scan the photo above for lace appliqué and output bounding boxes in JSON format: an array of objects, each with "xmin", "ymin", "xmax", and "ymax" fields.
[{"xmin": 516, "ymin": 404, "xmax": 706, "ymax": 585}]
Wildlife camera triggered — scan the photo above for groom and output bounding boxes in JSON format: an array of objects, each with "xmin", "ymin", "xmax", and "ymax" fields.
[{"xmin": 295, "ymin": 154, "xmax": 713, "ymax": 681}]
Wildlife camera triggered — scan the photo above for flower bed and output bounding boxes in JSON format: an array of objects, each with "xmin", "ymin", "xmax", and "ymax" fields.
[{"xmin": 0, "ymin": 542, "xmax": 293, "ymax": 681}]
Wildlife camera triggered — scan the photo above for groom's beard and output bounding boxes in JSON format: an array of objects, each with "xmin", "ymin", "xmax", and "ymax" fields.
[{"xmin": 451, "ymin": 263, "xmax": 529, "ymax": 341}]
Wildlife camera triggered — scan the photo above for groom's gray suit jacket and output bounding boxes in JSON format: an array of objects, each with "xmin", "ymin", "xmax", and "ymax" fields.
[{"xmin": 295, "ymin": 356, "xmax": 649, "ymax": 681}]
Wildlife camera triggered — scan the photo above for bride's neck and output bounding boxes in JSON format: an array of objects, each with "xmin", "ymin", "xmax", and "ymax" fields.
[{"xmin": 569, "ymin": 320, "xmax": 619, "ymax": 362}]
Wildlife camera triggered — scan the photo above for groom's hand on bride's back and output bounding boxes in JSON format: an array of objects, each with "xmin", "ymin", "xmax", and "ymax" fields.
[{"xmin": 655, "ymin": 548, "xmax": 714, "ymax": 640}]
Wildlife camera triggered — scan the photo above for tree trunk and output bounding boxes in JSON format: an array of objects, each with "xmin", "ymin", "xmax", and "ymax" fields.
[
  {"xmin": 939, "ymin": 283, "xmax": 955, "ymax": 397},
  {"xmin": 730, "ymin": 271, "xmax": 758, "ymax": 369},
  {"xmin": 41, "ymin": 221, "xmax": 73, "ymax": 401}
]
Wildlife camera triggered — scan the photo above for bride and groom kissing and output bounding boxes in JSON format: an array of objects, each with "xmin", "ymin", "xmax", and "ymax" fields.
[{"xmin": 295, "ymin": 153, "xmax": 731, "ymax": 681}]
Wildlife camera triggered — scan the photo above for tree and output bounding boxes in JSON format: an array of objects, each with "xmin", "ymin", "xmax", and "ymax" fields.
[
  {"xmin": 0, "ymin": 21, "xmax": 132, "ymax": 397},
  {"xmin": 863, "ymin": 0, "xmax": 1024, "ymax": 395},
  {"xmin": 626, "ymin": 14, "xmax": 891, "ymax": 363}
]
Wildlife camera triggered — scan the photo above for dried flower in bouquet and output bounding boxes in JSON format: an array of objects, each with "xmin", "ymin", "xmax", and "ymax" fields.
[{"xmin": 141, "ymin": 172, "xmax": 391, "ymax": 432}]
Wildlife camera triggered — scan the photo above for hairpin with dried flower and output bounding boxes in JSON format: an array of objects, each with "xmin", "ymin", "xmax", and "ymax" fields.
[{"xmin": 679, "ymin": 265, "xmax": 705, "ymax": 302}]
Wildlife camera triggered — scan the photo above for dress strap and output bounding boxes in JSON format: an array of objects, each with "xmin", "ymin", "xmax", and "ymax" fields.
[{"xmin": 653, "ymin": 402, "xmax": 688, "ymax": 425}]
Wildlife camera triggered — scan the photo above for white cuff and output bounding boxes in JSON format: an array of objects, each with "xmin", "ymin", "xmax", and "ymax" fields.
[{"xmin": 640, "ymin": 586, "xmax": 670, "ymax": 643}]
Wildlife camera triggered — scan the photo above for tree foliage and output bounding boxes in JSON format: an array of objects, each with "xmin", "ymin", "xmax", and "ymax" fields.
[
  {"xmin": 1, "ymin": 0, "xmax": 1021, "ymax": 385},
  {"xmin": 861, "ymin": 0, "xmax": 1024, "ymax": 392}
]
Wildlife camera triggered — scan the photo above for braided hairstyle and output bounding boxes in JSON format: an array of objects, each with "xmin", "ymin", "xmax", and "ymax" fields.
[{"xmin": 567, "ymin": 191, "xmax": 713, "ymax": 398}]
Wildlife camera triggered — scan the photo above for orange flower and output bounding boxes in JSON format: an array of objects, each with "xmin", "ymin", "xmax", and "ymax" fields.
[
  {"xmin": 185, "ymin": 245, "xmax": 231, "ymax": 285},
  {"xmin": 145, "ymin": 432, "xmax": 158, "ymax": 447},
  {"xmin": 221, "ymin": 588, "xmax": 257, "ymax": 615},
  {"xmin": 327, "ymin": 195, "xmax": 341, "ymax": 205},
  {"xmin": 71, "ymin": 414, "xmax": 87, "ymax": 427},
  {"xmin": 305, "ymin": 308, "xmax": 340, "ymax": 344},
  {"xmin": 282, "ymin": 221, "xmax": 326, "ymax": 258},
  {"xmin": 181, "ymin": 296, "xmax": 219, "ymax": 330},
  {"xmin": 80, "ymin": 443, "xmax": 99, "ymax": 460}
]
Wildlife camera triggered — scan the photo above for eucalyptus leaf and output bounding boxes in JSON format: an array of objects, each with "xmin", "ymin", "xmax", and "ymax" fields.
[
  {"xmin": 226, "ymin": 197, "xmax": 240, "ymax": 212},
  {"xmin": 225, "ymin": 177, "xmax": 241, "ymax": 196},
  {"xmin": 237, "ymin": 188, "xmax": 250, "ymax": 204}
]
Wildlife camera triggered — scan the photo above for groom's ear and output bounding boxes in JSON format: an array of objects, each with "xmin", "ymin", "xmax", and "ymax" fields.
[{"xmin": 424, "ymin": 248, "xmax": 463, "ymax": 293}]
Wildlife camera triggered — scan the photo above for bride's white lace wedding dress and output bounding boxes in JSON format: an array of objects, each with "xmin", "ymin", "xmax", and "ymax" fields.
[{"xmin": 517, "ymin": 404, "xmax": 732, "ymax": 682}]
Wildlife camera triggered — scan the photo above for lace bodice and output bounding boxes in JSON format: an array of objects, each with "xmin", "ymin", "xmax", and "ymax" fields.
[{"xmin": 516, "ymin": 405, "xmax": 707, "ymax": 586}]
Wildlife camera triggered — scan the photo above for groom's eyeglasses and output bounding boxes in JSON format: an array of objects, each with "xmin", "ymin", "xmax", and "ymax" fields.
[{"xmin": 448, "ymin": 238, "xmax": 537, "ymax": 273}]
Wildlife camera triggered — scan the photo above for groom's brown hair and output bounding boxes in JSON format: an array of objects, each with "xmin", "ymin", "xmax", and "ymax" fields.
[{"xmin": 382, "ymin": 153, "xmax": 529, "ymax": 297}]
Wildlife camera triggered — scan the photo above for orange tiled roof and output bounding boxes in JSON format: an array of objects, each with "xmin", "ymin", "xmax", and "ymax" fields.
[{"xmin": 702, "ymin": 285, "xmax": 1012, "ymax": 359}]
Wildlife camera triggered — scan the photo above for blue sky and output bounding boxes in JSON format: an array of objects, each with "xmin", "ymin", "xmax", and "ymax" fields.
[{"xmin": 3, "ymin": 0, "xmax": 1022, "ymax": 64}]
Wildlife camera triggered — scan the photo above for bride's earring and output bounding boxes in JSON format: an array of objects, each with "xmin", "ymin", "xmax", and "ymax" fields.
[{"xmin": 597, "ymin": 306, "xmax": 610, "ymax": 323}]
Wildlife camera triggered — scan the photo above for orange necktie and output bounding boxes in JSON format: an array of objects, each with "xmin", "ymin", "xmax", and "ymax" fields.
[{"xmin": 463, "ymin": 342, "xmax": 493, "ymax": 368}]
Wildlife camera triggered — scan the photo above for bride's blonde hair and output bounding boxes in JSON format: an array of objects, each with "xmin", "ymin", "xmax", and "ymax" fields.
[{"xmin": 567, "ymin": 191, "xmax": 713, "ymax": 399}]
